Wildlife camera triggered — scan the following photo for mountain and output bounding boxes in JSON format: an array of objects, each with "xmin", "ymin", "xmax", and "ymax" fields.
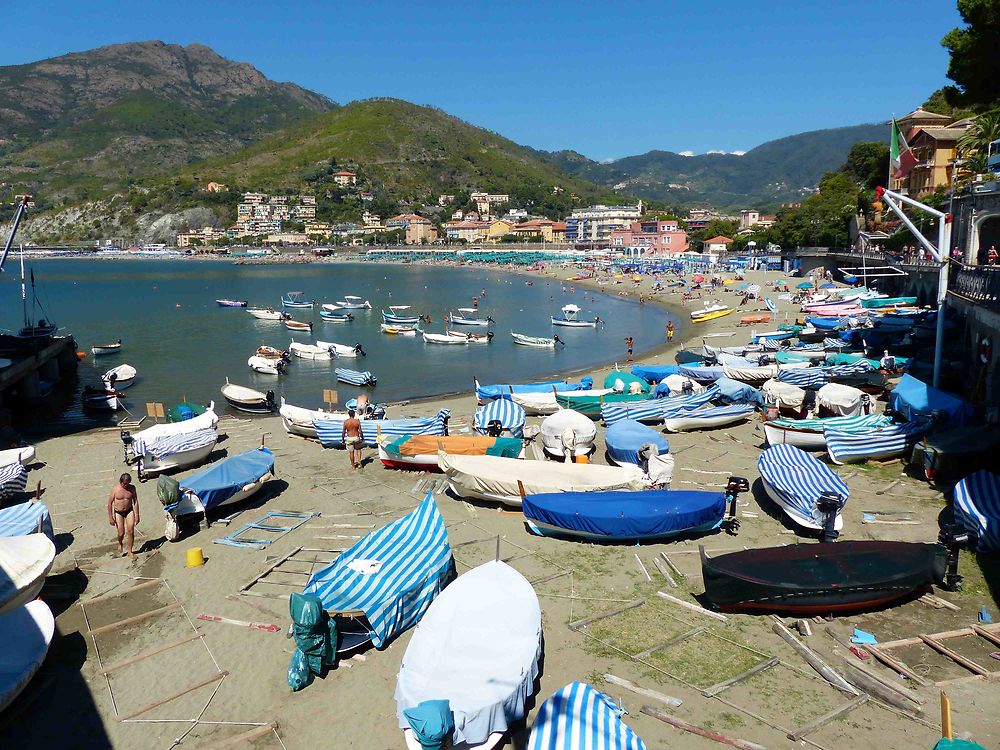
[
  {"xmin": 0, "ymin": 41, "xmax": 334, "ymax": 200},
  {"xmin": 543, "ymin": 122, "xmax": 887, "ymax": 210}
]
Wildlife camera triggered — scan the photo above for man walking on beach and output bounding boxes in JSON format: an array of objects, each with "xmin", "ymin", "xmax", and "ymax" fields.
[
  {"xmin": 666, "ymin": 321, "xmax": 675, "ymax": 342},
  {"xmin": 624, "ymin": 336, "xmax": 634, "ymax": 363},
  {"xmin": 342, "ymin": 409, "xmax": 364, "ymax": 470},
  {"xmin": 107, "ymin": 473, "xmax": 139, "ymax": 558}
]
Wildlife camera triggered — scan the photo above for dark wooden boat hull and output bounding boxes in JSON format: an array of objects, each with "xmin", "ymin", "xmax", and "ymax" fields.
[{"xmin": 701, "ymin": 541, "xmax": 947, "ymax": 615}]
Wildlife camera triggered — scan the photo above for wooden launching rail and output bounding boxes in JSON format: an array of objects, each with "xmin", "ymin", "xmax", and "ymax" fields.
[
  {"xmin": 865, "ymin": 622, "xmax": 1000, "ymax": 687},
  {"xmin": 239, "ymin": 545, "xmax": 345, "ymax": 601}
]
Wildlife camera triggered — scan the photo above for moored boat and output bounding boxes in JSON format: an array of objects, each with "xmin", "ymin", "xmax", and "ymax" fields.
[
  {"xmin": 423, "ymin": 330, "xmax": 467, "ymax": 345},
  {"xmin": 511, "ymin": 331, "xmax": 560, "ymax": 348},
  {"xmin": 255, "ymin": 345, "xmax": 289, "ymax": 361},
  {"xmin": 220, "ymin": 378, "xmax": 274, "ymax": 413},
  {"xmin": 381, "ymin": 323, "xmax": 419, "ymax": 335},
  {"xmin": 82, "ymin": 386, "xmax": 122, "ymax": 411},
  {"xmin": 216, "ymin": 299, "xmax": 247, "ymax": 307},
  {"xmin": 336, "ymin": 295, "xmax": 372, "ymax": 309},
  {"xmin": 335, "ymin": 367, "xmax": 377, "ymax": 387},
  {"xmin": 382, "ymin": 305, "xmax": 420, "ymax": 324},
  {"xmin": 447, "ymin": 330, "xmax": 492, "ymax": 343},
  {"xmin": 0, "ymin": 600, "xmax": 55, "ymax": 713},
  {"xmin": 102, "ymin": 363, "xmax": 136, "ymax": 390},
  {"xmin": 551, "ymin": 303, "xmax": 596, "ymax": 327},
  {"xmin": 281, "ymin": 291, "xmax": 314, "ymax": 308},
  {"xmin": 448, "ymin": 307, "xmax": 492, "ymax": 326},
  {"xmin": 289, "ymin": 340, "xmax": 333, "ymax": 360},
  {"xmin": 248, "ymin": 355, "xmax": 284, "ymax": 375},
  {"xmin": 91, "ymin": 339, "xmax": 122, "ymax": 356},
  {"xmin": 284, "ymin": 319, "xmax": 313, "ymax": 332},
  {"xmin": 317, "ymin": 340, "xmax": 365, "ymax": 357},
  {"xmin": 320, "ymin": 310, "xmax": 354, "ymax": 322},
  {"xmin": 248, "ymin": 308, "xmax": 286, "ymax": 321}
]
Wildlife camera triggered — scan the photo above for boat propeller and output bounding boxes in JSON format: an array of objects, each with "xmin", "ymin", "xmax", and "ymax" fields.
[
  {"xmin": 816, "ymin": 492, "xmax": 845, "ymax": 543},
  {"xmin": 721, "ymin": 476, "xmax": 750, "ymax": 535}
]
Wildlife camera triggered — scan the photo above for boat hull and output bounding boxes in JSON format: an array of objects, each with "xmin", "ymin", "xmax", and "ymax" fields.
[
  {"xmin": 0, "ymin": 600, "xmax": 55, "ymax": 713},
  {"xmin": 91, "ymin": 344, "xmax": 121, "ymax": 355},
  {"xmin": 525, "ymin": 516, "xmax": 719, "ymax": 542},
  {"xmin": 137, "ymin": 440, "xmax": 217, "ymax": 478},
  {"xmin": 762, "ymin": 422, "xmax": 826, "ymax": 449},
  {"xmin": 760, "ymin": 476, "xmax": 843, "ymax": 532},
  {"xmin": 551, "ymin": 317, "xmax": 595, "ymax": 327},
  {"xmin": 248, "ymin": 309, "xmax": 283, "ymax": 320},
  {"xmin": 172, "ymin": 476, "xmax": 270, "ymax": 518}
]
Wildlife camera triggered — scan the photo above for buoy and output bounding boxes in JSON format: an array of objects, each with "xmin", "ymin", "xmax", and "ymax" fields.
[
  {"xmin": 575, "ymin": 453, "xmax": 590, "ymax": 465},
  {"xmin": 186, "ymin": 547, "xmax": 206, "ymax": 567},
  {"xmin": 76, "ymin": 351, "xmax": 87, "ymax": 360}
]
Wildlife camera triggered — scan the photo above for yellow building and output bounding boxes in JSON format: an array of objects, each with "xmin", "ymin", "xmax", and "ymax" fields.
[
  {"xmin": 486, "ymin": 220, "xmax": 514, "ymax": 242},
  {"xmin": 891, "ymin": 107, "xmax": 974, "ymax": 198},
  {"xmin": 176, "ymin": 226, "xmax": 226, "ymax": 247}
]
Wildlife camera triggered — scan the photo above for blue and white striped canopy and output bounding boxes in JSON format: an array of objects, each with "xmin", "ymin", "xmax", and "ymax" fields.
[
  {"xmin": 0, "ymin": 462, "xmax": 27, "ymax": 500},
  {"xmin": 758, "ymin": 444, "xmax": 849, "ymax": 525},
  {"xmin": 336, "ymin": 368, "xmax": 376, "ymax": 387},
  {"xmin": 601, "ymin": 387, "xmax": 718, "ymax": 426},
  {"xmin": 0, "ymin": 501, "xmax": 52, "ymax": 538},
  {"xmin": 777, "ymin": 361, "xmax": 875, "ymax": 389},
  {"xmin": 528, "ymin": 682, "xmax": 647, "ymax": 750},
  {"xmin": 826, "ymin": 420, "xmax": 931, "ymax": 465},
  {"xmin": 314, "ymin": 409, "xmax": 450, "ymax": 448},
  {"xmin": 132, "ymin": 427, "xmax": 217, "ymax": 459},
  {"xmin": 770, "ymin": 413, "xmax": 890, "ymax": 432},
  {"xmin": 954, "ymin": 471, "xmax": 1000, "ymax": 552},
  {"xmin": 823, "ymin": 337, "xmax": 850, "ymax": 350},
  {"xmin": 764, "ymin": 297, "xmax": 778, "ymax": 314},
  {"xmin": 474, "ymin": 399, "xmax": 526, "ymax": 438},
  {"xmin": 304, "ymin": 493, "xmax": 452, "ymax": 648}
]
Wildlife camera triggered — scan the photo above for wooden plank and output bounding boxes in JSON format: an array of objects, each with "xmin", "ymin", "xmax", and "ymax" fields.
[
  {"xmin": 634, "ymin": 553, "xmax": 652, "ymax": 582},
  {"xmin": 641, "ymin": 706, "xmax": 766, "ymax": 750},
  {"xmin": 102, "ymin": 633, "xmax": 204, "ymax": 675},
  {"xmin": 197, "ymin": 723, "xmax": 277, "ymax": 750},
  {"xmin": 839, "ymin": 660, "xmax": 924, "ymax": 714},
  {"xmin": 656, "ymin": 591, "xmax": 727, "ymax": 622},
  {"xmin": 603, "ymin": 674, "xmax": 683, "ymax": 708},
  {"xmin": 972, "ymin": 625, "xmax": 1000, "ymax": 648},
  {"xmin": 529, "ymin": 571, "xmax": 570, "ymax": 586},
  {"xmin": 89, "ymin": 603, "xmax": 182, "ymax": 636},
  {"xmin": 836, "ymin": 654, "xmax": 925, "ymax": 705},
  {"xmin": 702, "ymin": 656, "xmax": 780, "ymax": 697},
  {"xmin": 118, "ymin": 671, "xmax": 228, "ymax": 721},
  {"xmin": 919, "ymin": 634, "xmax": 990, "ymax": 675},
  {"xmin": 866, "ymin": 646, "xmax": 930, "ymax": 687},
  {"xmin": 771, "ymin": 620, "xmax": 857, "ymax": 695},
  {"xmin": 238, "ymin": 546, "xmax": 302, "ymax": 593},
  {"xmin": 878, "ymin": 623, "xmax": 1000, "ymax": 650},
  {"xmin": 632, "ymin": 626, "xmax": 706, "ymax": 661},
  {"xmin": 941, "ymin": 692, "xmax": 952, "ymax": 741},
  {"xmin": 568, "ymin": 599, "xmax": 644, "ymax": 630},
  {"xmin": 787, "ymin": 695, "xmax": 869, "ymax": 741},
  {"xmin": 651, "ymin": 556, "xmax": 676, "ymax": 588},
  {"xmin": 81, "ymin": 578, "xmax": 162, "ymax": 606}
]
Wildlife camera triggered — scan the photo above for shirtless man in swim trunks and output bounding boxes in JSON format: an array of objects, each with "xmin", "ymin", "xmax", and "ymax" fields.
[
  {"xmin": 107, "ymin": 473, "xmax": 140, "ymax": 557},
  {"xmin": 342, "ymin": 409, "xmax": 364, "ymax": 470}
]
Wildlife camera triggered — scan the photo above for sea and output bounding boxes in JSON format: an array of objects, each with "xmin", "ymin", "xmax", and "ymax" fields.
[{"xmin": 2, "ymin": 258, "xmax": 678, "ymax": 419}]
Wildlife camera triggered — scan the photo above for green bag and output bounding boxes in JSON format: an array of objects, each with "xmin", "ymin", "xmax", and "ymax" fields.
[
  {"xmin": 156, "ymin": 475, "xmax": 180, "ymax": 507},
  {"xmin": 288, "ymin": 592, "xmax": 338, "ymax": 682}
]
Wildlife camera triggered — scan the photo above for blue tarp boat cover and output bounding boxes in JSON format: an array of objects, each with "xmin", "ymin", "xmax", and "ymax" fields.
[
  {"xmin": 714, "ymin": 376, "xmax": 765, "ymax": 406},
  {"xmin": 805, "ymin": 317, "xmax": 844, "ymax": 330},
  {"xmin": 678, "ymin": 364, "xmax": 726, "ymax": 382},
  {"xmin": 315, "ymin": 409, "xmax": 450, "ymax": 448},
  {"xmin": 889, "ymin": 374, "xmax": 975, "ymax": 427},
  {"xmin": 605, "ymin": 420, "xmax": 669, "ymax": 466},
  {"xmin": 474, "ymin": 400, "xmax": 526, "ymax": 438},
  {"xmin": 528, "ymin": 682, "xmax": 647, "ymax": 750},
  {"xmin": 523, "ymin": 489, "xmax": 726, "ymax": 541},
  {"xmin": 630, "ymin": 364, "xmax": 679, "ymax": 383},
  {"xmin": 304, "ymin": 493, "xmax": 452, "ymax": 648},
  {"xmin": 475, "ymin": 378, "xmax": 592, "ymax": 401},
  {"xmin": 180, "ymin": 447, "xmax": 274, "ymax": 511},
  {"xmin": 954, "ymin": 471, "xmax": 1000, "ymax": 552},
  {"xmin": 0, "ymin": 501, "xmax": 52, "ymax": 538}
]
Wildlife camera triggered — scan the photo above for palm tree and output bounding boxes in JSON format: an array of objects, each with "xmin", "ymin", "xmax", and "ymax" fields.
[{"xmin": 957, "ymin": 109, "xmax": 1000, "ymax": 176}]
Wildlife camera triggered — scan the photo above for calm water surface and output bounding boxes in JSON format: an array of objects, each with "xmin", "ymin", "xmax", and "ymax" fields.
[{"xmin": 2, "ymin": 259, "xmax": 678, "ymax": 418}]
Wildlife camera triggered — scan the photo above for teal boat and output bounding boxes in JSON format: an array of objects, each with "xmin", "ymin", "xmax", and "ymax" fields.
[
  {"xmin": 861, "ymin": 296, "xmax": 917, "ymax": 309},
  {"xmin": 555, "ymin": 391, "xmax": 649, "ymax": 418},
  {"xmin": 167, "ymin": 401, "xmax": 208, "ymax": 423}
]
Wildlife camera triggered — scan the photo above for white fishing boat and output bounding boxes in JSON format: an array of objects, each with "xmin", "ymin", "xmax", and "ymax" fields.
[
  {"xmin": 216, "ymin": 299, "xmax": 247, "ymax": 307},
  {"xmin": 511, "ymin": 331, "xmax": 560, "ymax": 348},
  {"xmin": 284, "ymin": 319, "xmax": 313, "ymax": 332},
  {"xmin": 82, "ymin": 386, "xmax": 122, "ymax": 411},
  {"xmin": 255, "ymin": 345, "xmax": 288, "ymax": 361},
  {"xmin": 320, "ymin": 310, "xmax": 354, "ymax": 322},
  {"xmin": 551, "ymin": 304, "xmax": 596, "ymax": 327},
  {"xmin": 317, "ymin": 340, "xmax": 365, "ymax": 357},
  {"xmin": 279, "ymin": 397, "xmax": 342, "ymax": 439},
  {"xmin": 248, "ymin": 355, "xmax": 284, "ymax": 375},
  {"xmin": 321, "ymin": 303, "xmax": 342, "ymax": 312},
  {"xmin": 121, "ymin": 404, "xmax": 218, "ymax": 461},
  {"xmin": 0, "ymin": 446, "xmax": 36, "ymax": 467},
  {"xmin": 448, "ymin": 330, "xmax": 493, "ymax": 344},
  {"xmin": 220, "ymin": 378, "xmax": 274, "ymax": 413},
  {"xmin": 248, "ymin": 308, "xmax": 285, "ymax": 321},
  {"xmin": 540, "ymin": 408, "xmax": 598, "ymax": 459},
  {"xmin": 762, "ymin": 413, "xmax": 891, "ymax": 450},
  {"xmin": 102, "ymin": 363, "xmax": 136, "ymax": 390},
  {"xmin": 449, "ymin": 308, "xmax": 492, "ymax": 326},
  {"xmin": 164, "ymin": 448, "xmax": 275, "ymax": 527},
  {"xmin": 0, "ymin": 600, "xmax": 55, "ymax": 713},
  {"xmin": 90, "ymin": 339, "xmax": 122, "ymax": 356},
  {"xmin": 337, "ymin": 295, "xmax": 372, "ymax": 310},
  {"xmin": 281, "ymin": 291, "xmax": 314, "ymax": 308},
  {"xmin": 0, "ymin": 534, "xmax": 56, "ymax": 616},
  {"xmin": 134, "ymin": 428, "xmax": 218, "ymax": 479},
  {"xmin": 382, "ymin": 305, "xmax": 420, "ymax": 324},
  {"xmin": 662, "ymin": 404, "xmax": 756, "ymax": 432},
  {"xmin": 289, "ymin": 341, "xmax": 333, "ymax": 360},
  {"xmin": 423, "ymin": 330, "xmax": 467, "ymax": 345},
  {"xmin": 381, "ymin": 323, "xmax": 419, "ymax": 336}
]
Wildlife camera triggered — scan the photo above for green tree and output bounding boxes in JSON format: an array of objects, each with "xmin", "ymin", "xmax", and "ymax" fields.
[
  {"xmin": 839, "ymin": 141, "xmax": 890, "ymax": 191},
  {"xmin": 769, "ymin": 172, "xmax": 858, "ymax": 248},
  {"xmin": 957, "ymin": 108, "xmax": 1000, "ymax": 174},
  {"xmin": 941, "ymin": 0, "xmax": 1000, "ymax": 107}
]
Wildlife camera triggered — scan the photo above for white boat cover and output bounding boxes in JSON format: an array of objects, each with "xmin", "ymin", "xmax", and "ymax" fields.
[
  {"xmin": 512, "ymin": 389, "xmax": 613, "ymax": 416},
  {"xmin": 540, "ymin": 409, "xmax": 597, "ymax": 457},
  {"xmin": 395, "ymin": 561, "xmax": 541, "ymax": 746},
  {"xmin": 723, "ymin": 364, "xmax": 779, "ymax": 383},
  {"xmin": 133, "ymin": 427, "xmax": 218, "ymax": 460},
  {"xmin": 817, "ymin": 383, "xmax": 867, "ymax": 416},
  {"xmin": 103, "ymin": 363, "xmax": 136, "ymax": 383},
  {"xmin": 0, "ymin": 600, "xmax": 54, "ymax": 713},
  {"xmin": 439, "ymin": 453, "xmax": 649, "ymax": 503},
  {"xmin": 659, "ymin": 374, "xmax": 707, "ymax": 396},
  {"xmin": 127, "ymin": 407, "xmax": 218, "ymax": 456},
  {"xmin": 0, "ymin": 534, "xmax": 56, "ymax": 616},
  {"xmin": 762, "ymin": 379, "xmax": 806, "ymax": 409}
]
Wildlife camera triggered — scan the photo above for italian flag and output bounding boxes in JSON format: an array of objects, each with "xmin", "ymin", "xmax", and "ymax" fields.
[{"xmin": 890, "ymin": 119, "xmax": 917, "ymax": 179}]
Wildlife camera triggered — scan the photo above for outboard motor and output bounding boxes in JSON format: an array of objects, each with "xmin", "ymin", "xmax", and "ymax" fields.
[
  {"xmin": 265, "ymin": 390, "xmax": 276, "ymax": 410},
  {"xmin": 120, "ymin": 430, "xmax": 134, "ymax": 463},
  {"xmin": 681, "ymin": 379, "xmax": 694, "ymax": 396},
  {"xmin": 938, "ymin": 523, "xmax": 972, "ymax": 591},
  {"xmin": 486, "ymin": 419, "xmax": 503, "ymax": 438},
  {"xmin": 860, "ymin": 393, "xmax": 871, "ymax": 415},
  {"xmin": 758, "ymin": 354, "xmax": 771, "ymax": 366},
  {"xmin": 801, "ymin": 388, "xmax": 818, "ymax": 417},
  {"xmin": 721, "ymin": 476, "xmax": 750, "ymax": 534},
  {"xmin": 816, "ymin": 491, "xmax": 844, "ymax": 543},
  {"xmin": 486, "ymin": 331, "xmax": 494, "ymax": 341},
  {"xmin": 354, "ymin": 344, "xmax": 366, "ymax": 357}
]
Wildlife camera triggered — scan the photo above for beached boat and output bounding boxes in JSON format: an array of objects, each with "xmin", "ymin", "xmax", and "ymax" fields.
[
  {"xmin": 511, "ymin": 388, "xmax": 612, "ymax": 416},
  {"xmin": 91, "ymin": 339, "xmax": 122, "ymax": 356},
  {"xmin": 102, "ymin": 363, "xmax": 136, "ymax": 390},
  {"xmin": 511, "ymin": 331, "xmax": 559, "ymax": 348},
  {"xmin": 861, "ymin": 296, "xmax": 916, "ymax": 309},
  {"xmin": 528, "ymin": 682, "xmax": 648, "ymax": 750},
  {"xmin": 0, "ymin": 600, "xmax": 55, "ymax": 713},
  {"xmin": 248, "ymin": 355, "xmax": 284, "ymax": 375},
  {"xmin": 758, "ymin": 444, "xmax": 849, "ymax": 535},
  {"xmin": 132, "ymin": 427, "xmax": 218, "ymax": 480},
  {"xmin": 474, "ymin": 399, "xmax": 525, "ymax": 438},
  {"xmin": 540, "ymin": 408, "xmax": 597, "ymax": 459},
  {"xmin": 555, "ymin": 390, "xmax": 649, "ymax": 418},
  {"xmin": 475, "ymin": 377, "xmax": 592, "ymax": 402},
  {"xmin": 691, "ymin": 307, "xmax": 735, "ymax": 323},
  {"xmin": 701, "ymin": 541, "xmax": 947, "ymax": 615},
  {"xmin": 750, "ymin": 330, "xmax": 795, "ymax": 344},
  {"xmin": 381, "ymin": 323, "xmax": 419, "ymax": 336},
  {"xmin": 762, "ymin": 413, "xmax": 891, "ymax": 450},
  {"xmin": 382, "ymin": 306, "xmax": 420, "ymax": 324},
  {"xmin": 449, "ymin": 308, "xmax": 492, "ymax": 326},
  {"xmin": 335, "ymin": 367, "xmax": 377, "ymax": 387},
  {"xmin": 122, "ymin": 404, "xmax": 218, "ymax": 459},
  {"xmin": 395, "ymin": 561, "xmax": 541, "ymax": 750},
  {"xmin": 0, "ymin": 446, "xmax": 35, "ymax": 468},
  {"xmin": 954, "ymin": 471, "xmax": 1000, "ymax": 552},
  {"xmin": 220, "ymin": 379, "xmax": 274, "ymax": 413},
  {"xmin": 0, "ymin": 501, "xmax": 52, "ymax": 539},
  {"xmin": 289, "ymin": 341, "xmax": 333, "ymax": 360},
  {"xmin": 378, "ymin": 434, "xmax": 523, "ymax": 471},
  {"xmin": 600, "ymin": 387, "xmax": 719, "ymax": 427},
  {"xmin": 663, "ymin": 404, "xmax": 756, "ymax": 432},
  {"xmin": 336, "ymin": 295, "xmax": 372, "ymax": 310},
  {"xmin": 281, "ymin": 291, "xmax": 314, "ymax": 308},
  {"xmin": 690, "ymin": 303, "xmax": 728, "ymax": 320},
  {"xmin": 604, "ymin": 419, "xmax": 673, "ymax": 479},
  {"xmin": 320, "ymin": 310, "xmax": 354, "ymax": 322},
  {"xmin": 216, "ymin": 299, "xmax": 247, "ymax": 307},
  {"xmin": 0, "ymin": 462, "xmax": 27, "ymax": 500},
  {"xmin": 317, "ymin": 340, "xmax": 365, "ymax": 357},
  {"xmin": 440, "ymin": 453, "xmax": 649, "ymax": 506},
  {"xmin": 826, "ymin": 420, "xmax": 931, "ymax": 465},
  {"xmin": 82, "ymin": 386, "xmax": 122, "ymax": 411},
  {"xmin": 279, "ymin": 397, "xmax": 340, "ymax": 439},
  {"xmin": 248, "ymin": 308, "xmax": 285, "ymax": 321},
  {"xmin": 284, "ymin": 319, "xmax": 313, "ymax": 332},
  {"xmin": 0, "ymin": 534, "xmax": 56, "ymax": 616},
  {"xmin": 314, "ymin": 409, "xmax": 450, "ymax": 448},
  {"xmin": 423, "ymin": 330, "xmax": 467, "ymax": 345},
  {"xmin": 551, "ymin": 303, "xmax": 596, "ymax": 327}
]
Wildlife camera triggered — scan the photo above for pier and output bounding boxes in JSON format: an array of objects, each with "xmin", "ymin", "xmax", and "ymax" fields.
[{"xmin": 0, "ymin": 336, "xmax": 79, "ymax": 425}]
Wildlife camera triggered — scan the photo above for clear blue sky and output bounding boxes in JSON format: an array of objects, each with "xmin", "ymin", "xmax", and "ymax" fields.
[{"xmin": 1, "ymin": 0, "xmax": 963, "ymax": 160}]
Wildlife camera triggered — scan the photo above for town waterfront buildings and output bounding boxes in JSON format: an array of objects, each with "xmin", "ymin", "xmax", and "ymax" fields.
[
  {"xmin": 565, "ymin": 203, "xmax": 643, "ymax": 243},
  {"xmin": 891, "ymin": 107, "xmax": 975, "ymax": 198},
  {"xmin": 610, "ymin": 220, "xmax": 689, "ymax": 256}
]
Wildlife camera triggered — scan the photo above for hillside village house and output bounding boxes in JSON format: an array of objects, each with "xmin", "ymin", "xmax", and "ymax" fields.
[
  {"xmin": 487, "ymin": 219, "xmax": 514, "ymax": 241},
  {"xmin": 565, "ymin": 203, "xmax": 643, "ymax": 243},
  {"xmin": 470, "ymin": 191, "xmax": 509, "ymax": 214},
  {"xmin": 386, "ymin": 214, "xmax": 438, "ymax": 244},
  {"xmin": 703, "ymin": 235, "xmax": 733, "ymax": 255},
  {"xmin": 511, "ymin": 218, "xmax": 566, "ymax": 242},
  {"xmin": 739, "ymin": 209, "xmax": 776, "ymax": 231},
  {"xmin": 333, "ymin": 171, "xmax": 357, "ymax": 187},
  {"xmin": 610, "ymin": 220, "xmax": 689, "ymax": 257},
  {"xmin": 891, "ymin": 107, "xmax": 975, "ymax": 198},
  {"xmin": 445, "ymin": 221, "xmax": 489, "ymax": 243}
]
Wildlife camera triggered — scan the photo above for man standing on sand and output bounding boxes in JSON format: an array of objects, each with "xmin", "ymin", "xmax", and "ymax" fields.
[
  {"xmin": 666, "ymin": 321, "xmax": 675, "ymax": 342},
  {"xmin": 342, "ymin": 409, "xmax": 364, "ymax": 470},
  {"xmin": 107, "ymin": 473, "xmax": 139, "ymax": 558},
  {"xmin": 624, "ymin": 336, "xmax": 634, "ymax": 363}
]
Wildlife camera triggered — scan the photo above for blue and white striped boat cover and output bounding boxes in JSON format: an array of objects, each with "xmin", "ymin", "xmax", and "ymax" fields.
[
  {"xmin": 770, "ymin": 413, "xmax": 890, "ymax": 431},
  {"xmin": 132, "ymin": 427, "xmax": 218, "ymax": 459},
  {"xmin": 954, "ymin": 471, "xmax": 1000, "ymax": 552},
  {"xmin": 823, "ymin": 338, "xmax": 849, "ymax": 350},
  {"xmin": 474, "ymin": 399, "xmax": 526, "ymax": 438},
  {"xmin": 760, "ymin": 337, "xmax": 782, "ymax": 351},
  {"xmin": 826, "ymin": 420, "xmax": 932, "ymax": 465},
  {"xmin": 314, "ymin": 409, "xmax": 450, "ymax": 448},
  {"xmin": 789, "ymin": 343, "xmax": 823, "ymax": 352},
  {"xmin": 764, "ymin": 297, "xmax": 777, "ymax": 314},
  {"xmin": 304, "ymin": 493, "xmax": 452, "ymax": 648},
  {"xmin": 528, "ymin": 682, "xmax": 647, "ymax": 750},
  {"xmin": 601, "ymin": 387, "xmax": 718, "ymax": 426},
  {"xmin": 0, "ymin": 501, "xmax": 53, "ymax": 538},
  {"xmin": 778, "ymin": 361, "xmax": 874, "ymax": 389},
  {"xmin": 0, "ymin": 462, "xmax": 27, "ymax": 499},
  {"xmin": 758, "ymin": 444, "xmax": 849, "ymax": 525},
  {"xmin": 336, "ymin": 368, "xmax": 376, "ymax": 386}
]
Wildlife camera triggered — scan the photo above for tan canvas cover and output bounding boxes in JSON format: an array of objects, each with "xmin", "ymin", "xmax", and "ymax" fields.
[
  {"xmin": 762, "ymin": 378, "xmax": 806, "ymax": 409},
  {"xmin": 394, "ymin": 435, "xmax": 499, "ymax": 457},
  {"xmin": 818, "ymin": 382, "xmax": 866, "ymax": 416}
]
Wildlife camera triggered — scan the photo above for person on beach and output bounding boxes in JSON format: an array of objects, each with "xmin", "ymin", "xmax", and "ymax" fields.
[
  {"xmin": 342, "ymin": 409, "xmax": 364, "ymax": 470},
  {"xmin": 107, "ymin": 473, "xmax": 139, "ymax": 558},
  {"xmin": 624, "ymin": 336, "xmax": 634, "ymax": 363},
  {"xmin": 666, "ymin": 321, "xmax": 675, "ymax": 342}
]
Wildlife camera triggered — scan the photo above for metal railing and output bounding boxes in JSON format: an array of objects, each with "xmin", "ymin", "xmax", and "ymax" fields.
[{"xmin": 949, "ymin": 260, "xmax": 1000, "ymax": 307}]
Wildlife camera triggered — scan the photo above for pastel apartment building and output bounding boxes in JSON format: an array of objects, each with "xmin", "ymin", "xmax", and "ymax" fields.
[
  {"xmin": 235, "ymin": 192, "xmax": 316, "ymax": 235},
  {"xmin": 333, "ymin": 171, "xmax": 357, "ymax": 187},
  {"xmin": 176, "ymin": 226, "xmax": 227, "ymax": 248},
  {"xmin": 565, "ymin": 203, "xmax": 643, "ymax": 243},
  {"xmin": 891, "ymin": 107, "xmax": 976, "ymax": 198},
  {"xmin": 610, "ymin": 220, "xmax": 689, "ymax": 256},
  {"xmin": 512, "ymin": 218, "xmax": 567, "ymax": 242},
  {"xmin": 386, "ymin": 214, "xmax": 438, "ymax": 244},
  {"xmin": 470, "ymin": 192, "xmax": 509, "ymax": 214},
  {"xmin": 739, "ymin": 209, "xmax": 776, "ymax": 232}
]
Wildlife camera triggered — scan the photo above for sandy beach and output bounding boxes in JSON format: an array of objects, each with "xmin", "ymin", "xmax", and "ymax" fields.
[{"xmin": 3, "ymin": 265, "xmax": 997, "ymax": 750}]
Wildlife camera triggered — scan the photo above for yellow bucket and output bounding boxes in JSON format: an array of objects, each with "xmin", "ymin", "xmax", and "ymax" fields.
[
  {"xmin": 186, "ymin": 547, "xmax": 206, "ymax": 568},
  {"xmin": 575, "ymin": 453, "xmax": 590, "ymax": 465}
]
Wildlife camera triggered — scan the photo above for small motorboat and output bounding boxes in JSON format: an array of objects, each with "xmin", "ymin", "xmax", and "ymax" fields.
[
  {"xmin": 0, "ymin": 446, "xmax": 36, "ymax": 467},
  {"xmin": 474, "ymin": 399, "xmax": 526, "ymax": 438},
  {"xmin": 826, "ymin": 420, "xmax": 931, "ymax": 465},
  {"xmin": 320, "ymin": 310, "xmax": 354, "ymax": 322},
  {"xmin": 762, "ymin": 413, "xmax": 891, "ymax": 450},
  {"xmin": 512, "ymin": 388, "xmax": 611, "ymax": 416},
  {"xmin": 758, "ymin": 444, "xmax": 849, "ymax": 536},
  {"xmin": 166, "ymin": 401, "xmax": 213, "ymax": 423},
  {"xmin": 449, "ymin": 308, "xmax": 492, "ymax": 326},
  {"xmin": 0, "ymin": 534, "xmax": 56, "ymax": 616},
  {"xmin": 313, "ymin": 409, "xmax": 450, "ymax": 448},
  {"xmin": 954, "ymin": 470, "xmax": 1000, "ymax": 552},
  {"xmin": 289, "ymin": 341, "xmax": 333, "ymax": 360},
  {"xmin": 551, "ymin": 303, "xmax": 596, "ymax": 327},
  {"xmin": 284, "ymin": 319, "xmax": 313, "ymax": 332},
  {"xmin": 335, "ymin": 368, "xmax": 377, "ymax": 387},
  {"xmin": 382, "ymin": 305, "xmax": 420, "ymax": 324},
  {"xmin": 423, "ymin": 330, "xmax": 467, "ymax": 345},
  {"xmin": 281, "ymin": 291, "xmax": 314, "ymax": 308},
  {"xmin": 604, "ymin": 419, "xmax": 673, "ymax": 483},
  {"xmin": 527, "ymin": 682, "xmax": 648, "ymax": 750},
  {"xmin": 475, "ymin": 377, "xmax": 592, "ymax": 402},
  {"xmin": 447, "ymin": 330, "xmax": 493, "ymax": 344},
  {"xmin": 102, "ymin": 363, "xmax": 136, "ymax": 390},
  {"xmin": 248, "ymin": 308, "xmax": 285, "ymax": 321},
  {"xmin": 317, "ymin": 340, "xmax": 365, "ymax": 357},
  {"xmin": 131, "ymin": 427, "xmax": 218, "ymax": 480},
  {"xmin": 248, "ymin": 355, "xmax": 284, "ymax": 375},
  {"xmin": 700, "ymin": 541, "xmax": 948, "ymax": 615},
  {"xmin": 220, "ymin": 378, "xmax": 274, "ymax": 413},
  {"xmin": 378, "ymin": 434, "xmax": 523, "ymax": 471},
  {"xmin": 662, "ymin": 404, "xmax": 756, "ymax": 432},
  {"xmin": 216, "ymin": 299, "xmax": 247, "ymax": 307},
  {"xmin": 83, "ymin": 386, "xmax": 123, "ymax": 411},
  {"xmin": 511, "ymin": 331, "xmax": 560, "ymax": 348},
  {"xmin": 336, "ymin": 295, "xmax": 372, "ymax": 309},
  {"xmin": 91, "ymin": 339, "xmax": 122, "ymax": 356},
  {"xmin": 750, "ymin": 330, "xmax": 795, "ymax": 344},
  {"xmin": 122, "ymin": 405, "xmax": 219, "ymax": 466},
  {"xmin": 279, "ymin": 397, "xmax": 341, "ymax": 439},
  {"xmin": 0, "ymin": 600, "xmax": 55, "ymax": 713},
  {"xmin": 690, "ymin": 303, "xmax": 730, "ymax": 321},
  {"xmin": 555, "ymin": 390, "xmax": 648, "ymax": 419},
  {"xmin": 540, "ymin": 408, "xmax": 597, "ymax": 459},
  {"xmin": 381, "ymin": 323, "xmax": 419, "ymax": 336},
  {"xmin": 255, "ymin": 345, "xmax": 289, "ymax": 361}
]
